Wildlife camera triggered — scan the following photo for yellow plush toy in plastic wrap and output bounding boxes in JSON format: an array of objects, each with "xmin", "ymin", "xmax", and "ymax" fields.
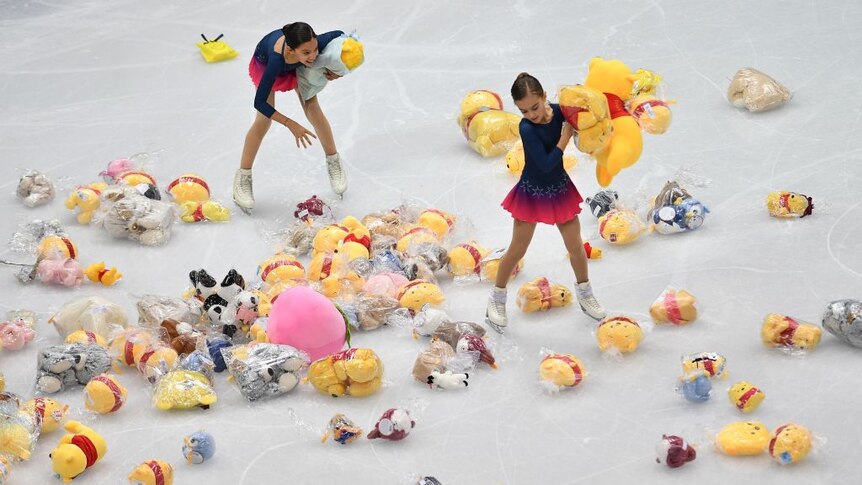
[
  {"xmin": 307, "ymin": 348, "xmax": 384, "ymax": 398},
  {"xmin": 447, "ymin": 241, "xmax": 489, "ymax": 277},
  {"xmin": 598, "ymin": 209, "xmax": 646, "ymax": 245},
  {"xmin": 417, "ymin": 209, "xmax": 456, "ymax": 239},
  {"xmin": 457, "ymin": 90, "xmax": 521, "ymax": 157},
  {"xmin": 766, "ymin": 191, "xmax": 813, "ymax": 218},
  {"xmin": 197, "ymin": 34, "xmax": 238, "ymax": 63},
  {"xmin": 595, "ymin": 316, "xmax": 644, "ymax": 353},
  {"xmin": 20, "ymin": 397, "xmax": 69, "ymax": 433},
  {"xmin": 167, "ymin": 173, "xmax": 211, "ymax": 204},
  {"xmin": 539, "ymin": 353, "xmax": 586, "ymax": 391},
  {"xmin": 761, "ymin": 314, "xmax": 821, "ymax": 351},
  {"xmin": 258, "ymin": 253, "xmax": 306, "ymax": 285},
  {"xmin": 397, "ymin": 280, "xmax": 445, "ymax": 314},
  {"xmin": 558, "ymin": 84, "xmax": 612, "ymax": 156},
  {"xmin": 64, "ymin": 182, "xmax": 108, "ymax": 225},
  {"xmin": 715, "ymin": 421, "xmax": 771, "ymax": 456},
  {"xmin": 516, "ymin": 277, "xmax": 572, "ymax": 313},
  {"xmin": 769, "ymin": 423, "xmax": 812, "ymax": 465}
]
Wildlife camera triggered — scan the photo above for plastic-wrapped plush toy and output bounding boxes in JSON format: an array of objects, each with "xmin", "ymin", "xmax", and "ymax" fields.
[
  {"xmin": 83, "ymin": 374, "xmax": 127, "ymax": 415},
  {"xmin": 276, "ymin": 219, "xmax": 316, "ymax": 256},
  {"xmin": 64, "ymin": 182, "xmax": 108, "ymax": 224},
  {"xmin": 595, "ymin": 316, "xmax": 644, "ymax": 353},
  {"xmin": 294, "ymin": 195, "xmax": 332, "ymax": 222},
  {"xmin": 159, "ymin": 319, "xmax": 199, "ymax": 355},
  {"xmin": 821, "ymin": 299, "xmax": 862, "ymax": 348},
  {"xmin": 17, "ymin": 170, "xmax": 55, "ymax": 207},
  {"xmin": 456, "ymin": 89, "xmax": 521, "ymax": 157},
  {"xmin": 678, "ymin": 370, "xmax": 712, "ymax": 403},
  {"xmin": 50, "ymin": 421, "xmax": 107, "ymax": 483},
  {"xmin": 0, "ymin": 402, "xmax": 39, "ymax": 462},
  {"xmin": 36, "ymin": 343, "xmax": 113, "ymax": 394},
  {"xmin": 656, "ymin": 435, "xmax": 696, "ymax": 468},
  {"xmin": 189, "ymin": 268, "xmax": 247, "ymax": 336},
  {"xmin": 307, "ymin": 348, "xmax": 384, "ymax": 398},
  {"xmin": 728, "ymin": 381, "xmax": 765, "ymax": 413},
  {"xmin": 417, "ymin": 209, "xmax": 456, "ymax": 239},
  {"xmin": 35, "ymin": 257, "xmax": 84, "ymax": 287},
  {"xmin": 766, "ymin": 191, "xmax": 813, "ymax": 218},
  {"xmin": 65, "ymin": 330, "xmax": 108, "ymax": 348},
  {"xmin": 516, "ymin": 277, "xmax": 572, "ymax": 313},
  {"xmin": 152, "ymin": 351, "xmax": 217, "ymax": 410},
  {"xmin": 0, "ymin": 454, "xmax": 11, "ymax": 481},
  {"xmin": 223, "ymin": 343, "xmax": 308, "ymax": 402},
  {"xmin": 0, "ymin": 320, "xmax": 36, "ymax": 350},
  {"xmin": 364, "ymin": 272, "xmax": 409, "ymax": 299},
  {"xmin": 650, "ymin": 287, "xmax": 698, "ymax": 325},
  {"xmin": 584, "ymin": 189, "xmax": 618, "ymax": 218},
  {"xmin": 136, "ymin": 294, "xmax": 203, "ymax": 327},
  {"xmin": 20, "ymin": 398, "xmax": 69, "ymax": 434},
  {"xmin": 258, "ymin": 253, "xmax": 306, "ymax": 286},
  {"xmin": 761, "ymin": 314, "xmax": 821, "ymax": 351},
  {"xmin": 368, "ymin": 408, "xmax": 415, "ymax": 441},
  {"xmin": 99, "ymin": 158, "xmax": 135, "ymax": 184},
  {"xmin": 36, "ymin": 233, "xmax": 78, "ymax": 262},
  {"xmin": 769, "ymin": 423, "xmax": 812, "ymax": 465},
  {"xmin": 0, "ymin": 372, "xmax": 5, "ymax": 392},
  {"xmin": 727, "ymin": 68, "xmax": 792, "ymax": 112},
  {"xmin": 395, "ymin": 226, "xmax": 438, "ymax": 255},
  {"xmin": 412, "ymin": 305, "xmax": 452, "ymax": 338},
  {"xmin": 167, "ymin": 173, "xmax": 210, "ymax": 204},
  {"xmin": 49, "ymin": 296, "xmax": 128, "ymax": 339},
  {"xmin": 363, "ymin": 211, "xmax": 411, "ymax": 241},
  {"xmin": 447, "ymin": 241, "xmax": 488, "ymax": 277},
  {"xmin": 307, "ymin": 251, "xmax": 365, "ymax": 299},
  {"xmin": 715, "ymin": 421, "xmax": 771, "ymax": 456},
  {"xmin": 504, "ymin": 140, "xmax": 576, "ymax": 176},
  {"xmin": 180, "ymin": 200, "xmax": 231, "ymax": 223},
  {"xmin": 628, "ymin": 94, "xmax": 673, "ymax": 134},
  {"xmin": 681, "ymin": 352, "xmax": 727, "ymax": 379},
  {"xmin": 322, "ymin": 414, "xmax": 362, "ymax": 445},
  {"xmin": 343, "ymin": 294, "xmax": 409, "ymax": 332},
  {"xmin": 397, "ymin": 280, "xmax": 445, "ymax": 314},
  {"xmin": 297, "ymin": 33, "xmax": 364, "ymax": 101},
  {"xmin": 197, "ymin": 33, "xmax": 238, "ymax": 63},
  {"xmin": 312, "ymin": 216, "xmax": 371, "ymax": 257},
  {"xmin": 433, "ymin": 321, "xmax": 497, "ymax": 368},
  {"xmin": 558, "ymin": 84, "xmax": 612, "ymax": 156},
  {"xmin": 128, "ymin": 459, "xmax": 174, "ymax": 485},
  {"xmin": 183, "ymin": 430, "xmax": 216, "ymax": 464},
  {"xmin": 115, "ymin": 169, "xmax": 157, "ymax": 188},
  {"xmin": 539, "ymin": 353, "xmax": 586, "ymax": 391},
  {"xmin": 648, "ymin": 181, "xmax": 709, "ymax": 234},
  {"xmin": 477, "ymin": 248, "xmax": 522, "ymax": 283},
  {"xmin": 100, "ymin": 187, "xmax": 178, "ymax": 246},
  {"xmin": 598, "ymin": 209, "xmax": 645, "ymax": 244},
  {"xmin": 412, "ymin": 339, "xmax": 468, "ymax": 390},
  {"xmin": 83, "ymin": 262, "xmax": 122, "ymax": 286}
]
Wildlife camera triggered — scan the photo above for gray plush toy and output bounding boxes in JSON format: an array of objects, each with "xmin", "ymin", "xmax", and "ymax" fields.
[
  {"xmin": 36, "ymin": 343, "xmax": 111, "ymax": 394},
  {"xmin": 224, "ymin": 343, "xmax": 308, "ymax": 402},
  {"xmin": 822, "ymin": 299, "xmax": 862, "ymax": 348}
]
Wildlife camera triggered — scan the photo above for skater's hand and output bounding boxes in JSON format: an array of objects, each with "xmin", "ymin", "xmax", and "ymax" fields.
[
  {"xmin": 285, "ymin": 119, "xmax": 317, "ymax": 148},
  {"xmin": 324, "ymin": 69, "xmax": 342, "ymax": 81}
]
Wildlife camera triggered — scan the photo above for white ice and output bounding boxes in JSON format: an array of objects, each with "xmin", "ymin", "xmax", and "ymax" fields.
[{"xmin": 1, "ymin": 0, "xmax": 861, "ymax": 483}]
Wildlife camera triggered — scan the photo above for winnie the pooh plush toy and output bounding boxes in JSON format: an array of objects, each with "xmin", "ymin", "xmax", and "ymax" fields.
[
  {"xmin": 312, "ymin": 216, "xmax": 371, "ymax": 257},
  {"xmin": 258, "ymin": 253, "xmax": 306, "ymax": 285},
  {"xmin": 64, "ymin": 182, "xmax": 108, "ymax": 224},
  {"xmin": 167, "ymin": 173, "xmax": 210, "ymax": 204},
  {"xmin": 766, "ymin": 191, "xmax": 813, "ymax": 218},
  {"xmin": 397, "ymin": 280, "xmax": 445, "ymax": 314},
  {"xmin": 447, "ymin": 241, "xmax": 489, "ymax": 277},
  {"xmin": 307, "ymin": 250, "xmax": 365, "ymax": 298},
  {"xmin": 598, "ymin": 209, "xmax": 646, "ymax": 245},
  {"xmin": 558, "ymin": 84, "xmax": 613, "ymax": 156},
  {"xmin": 479, "ymin": 248, "xmax": 523, "ymax": 283},
  {"xmin": 417, "ymin": 209, "xmax": 456, "ymax": 239},
  {"xmin": 595, "ymin": 316, "xmax": 644, "ymax": 353},
  {"xmin": 650, "ymin": 288, "xmax": 698, "ymax": 325},
  {"xmin": 128, "ymin": 459, "xmax": 175, "ymax": 485},
  {"xmin": 180, "ymin": 200, "xmax": 231, "ymax": 223},
  {"xmin": 457, "ymin": 90, "xmax": 521, "ymax": 157},
  {"xmin": 761, "ymin": 314, "xmax": 822, "ymax": 351},
  {"xmin": 539, "ymin": 353, "xmax": 586, "ymax": 390},
  {"xmin": 50, "ymin": 421, "xmax": 107, "ymax": 483},
  {"xmin": 396, "ymin": 226, "xmax": 439, "ymax": 254},
  {"xmin": 307, "ymin": 348, "xmax": 384, "ymax": 397},
  {"xmin": 517, "ymin": 277, "xmax": 572, "ymax": 313}
]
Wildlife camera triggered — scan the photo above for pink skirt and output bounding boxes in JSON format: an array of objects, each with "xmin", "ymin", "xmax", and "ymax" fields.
[
  {"xmin": 248, "ymin": 57, "xmax": 297, "ymax": 92},
  {"xmin": 501, "ymin": 177, "xmax": 583, "ymax": 224}
]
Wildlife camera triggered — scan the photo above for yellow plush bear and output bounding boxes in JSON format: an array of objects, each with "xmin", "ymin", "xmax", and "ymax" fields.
[
  {"xmin": 37, "ymin": 234, "xmax": 78, "ymax": 260},
  {"xmin": 447, "ymin": 241, "xmax": 489, "ymax": 276},
  {"xmin": 128, "ymin": 459, "xmax": 175, "ymax": 485},
  {"xmin": 50, "ymin": 421, "xmax": 107, "ymax": 483},
  {"xmin": 480, "ymin": 248, "xmax": 523, "ymax": 282},
  {"xmin": 20, "ymin": 398, "xmax": 69, "ymax": 433},
  {"xmin": 595, "ymin": 316, "xmax": 644, "ymax": 353},
  {"xmin": 258, "ymin": 252, "xmax": 305, "ymax": 285},
  {"xmin": 766, "ymin": 191, "xmax": 813, "ymax": 218},
  {"xmin": 83, "ymin": 262, "xmax": 123, "ymax": 286},
  {"xmin": 582, "ymin": 58, "xmax": 645, "ymax": 187},
  {"xmin": 312, "ymin": 216, "xmax": 371, "ymax": 256},
  {"xmin": 64, "ymin": 182, "xmax": 107, "ymax": 224},
  {"xmin": 457, "ymin": 90, "xmax": 521, "ymax": 157},
  {"xmin": 307, "ymin": 251, "xmax": 365, "ymax": 298},
  {"xmin": 396, "ymin": 226, "xmax": 440, "ymax": 253},
  {"xmin": 504, "ymin": 140, "xmax": 577, "ymax": 176},
  {"xmin": 558, "ymin": 85, "xmax": 613, "ymax": 155},
  {"xmin": 539, "ymin": 353, "xmax": 586, "ymax": 389},
  {"xmin": 761, "ymin": 314, "xmax": 822, "ymax": 350},
  {"xmin": 627, "ymin": 94, "xmax": 673, "ymax": 135},
  {"xmin": 598, "ymin": 209, "xmax": 645, "ymax": 245},
  {"xmin": 65, "ymin": 330, "xmax": 108, "ymax": 348},
  {"xmin": 167, "ymin": 173, "xmax": 210, "ymax": 204},
  {"xmin": 397, "ymin": 280, "xmax": 445, "ymax": 313},
  {"xmin": 180, "ymin": 200, "xmax": 231, "ymax": 223},
  {"xmin": 307, "ymin": 348, "xmax": 384, "ymax": 397},
  {"xmin": 516, "ymin": 277, "xmax": 572, "ymax": 313},
  {"xmin": 83, "ymin": 374, "xmax": 127, "ymax": 414},
  {"xmin": 153, "ymin": 370, "xmax": 217, "ymax": 410},
  {"xmin": 417, "ymin": 209, "xmax": 456, "ymax": 239}
]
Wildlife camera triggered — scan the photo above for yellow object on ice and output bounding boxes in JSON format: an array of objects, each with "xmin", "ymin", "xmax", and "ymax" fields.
[{"xmin": 197, "ymin": 34, "xmax": 238, "ymax": 63}]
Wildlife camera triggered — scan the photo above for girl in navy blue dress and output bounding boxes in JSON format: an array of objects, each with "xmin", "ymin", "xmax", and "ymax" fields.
[
  {"xmin": 234, "ymin": 22, "xmax": 348, "ymax": 213},
  {"xmin": 485, "ymin": 73, "xmax": 606, "ymax": 333}
]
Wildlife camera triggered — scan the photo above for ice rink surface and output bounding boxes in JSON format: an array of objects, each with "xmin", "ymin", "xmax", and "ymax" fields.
[{"xmin": 1, "ymin": 0, "xmax": 861, "ymax": 483}]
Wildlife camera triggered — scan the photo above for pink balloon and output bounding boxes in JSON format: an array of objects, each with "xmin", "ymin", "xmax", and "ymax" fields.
[
  {"xmin": 364, "ymin": 273, "xmax": 409, "ymax": 299},
  {"xmin": 266, "ymin": 286, "xmax": 346, "ymax": 361}
]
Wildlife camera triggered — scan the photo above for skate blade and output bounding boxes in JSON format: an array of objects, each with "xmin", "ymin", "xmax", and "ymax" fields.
[
  {"xmin": 484, "ymin": 315, "xmax": 506, "ymax": 334},
  {"xmin": 579, "ymin": 303, "xmax": 605, "ymax": 321}
]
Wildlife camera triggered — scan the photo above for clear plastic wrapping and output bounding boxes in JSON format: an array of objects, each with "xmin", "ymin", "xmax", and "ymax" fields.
[
  {"xmin": 98, "ymin": 186, "xmax": 178, "ymax": 245},
  {"xmin": 152, "ymin": 350, "xmax": 217, "ymax": 410},
  {"xmin": 650, "ymin": 287, "xmax": 699, "ymax": 325},
  {"xmin": 49, "ymin": 296, "xmax": 129, "ymax": 338},
  {"xmin": 766, "ymin": 191, "xmax": 813, "ymax": 218},
  {"xmin": 179, "ymin": 199, "xmax": 231, "ymax": 223},
  {"xmin": 223, "ymin": 343, "xmax": 309, "ymax": 402},
  {"xmin": 647, "ymin": 181, "xmax": 709, "ymax": 234},
  {"xmin": 16, "ymin": 170, "xmax": 55, "ymax": 207},
  {"xmin": 727, "ymin": 68, "xmax": 792, "ymax": 112},
  {"xmin": 35, "ymin": 343, "xmax": 112, "ymax": 394},
  {"xmin": 821, "ymin": 299, "xmax": 862, "ymax": 348},
  {"xmin": 761, "ymin": 314, "xmax": 821, "ymax": 352},
  {"xmin": 136, "ymin": 294, "xmax": 203, "ymax": 327},
  {"xmin": 307, "ymin": 348, "xmax": 384, "ymax": 398},
  {"xmin": 516, "ymin": 277, "xmax": 572, "ymax": 313}
]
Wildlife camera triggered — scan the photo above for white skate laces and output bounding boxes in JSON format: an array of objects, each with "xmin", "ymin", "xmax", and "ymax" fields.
[
  {"xmin": 576, "ymin": 281, "xmax": 606, "ymax": 320},
  {"xmin": 326, "ymin": 153, "xmax": 347, "ymax": 197},
  {"xmin": 233, "ymin": 168, "xmax": 254, "ymax": 213}
]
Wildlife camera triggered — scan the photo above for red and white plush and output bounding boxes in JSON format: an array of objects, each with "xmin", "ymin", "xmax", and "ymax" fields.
[
  {"xmin": 655, "ymin": 434, "xmax": 696, "ymax": 468},
  {"xmin": 367, "ymin": 408, "xmax": 415, "ymax": 441}
]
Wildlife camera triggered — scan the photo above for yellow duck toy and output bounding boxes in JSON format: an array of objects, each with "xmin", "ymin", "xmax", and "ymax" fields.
[
  {"xmin": 650, "ymin": 288, "xmax": 698, "ymax": 325},
  {"xmin": 417, "ymin": 209, "xmax": 456, "ymax": 239},
  {"xmin": 20, "ymin": 398, "xmax": 69, "ymax": 433},
  {"xmin": 715, "ymin": 421, "xmax": 771, "ymax": 456},
  {"xmin": 457, "ymin": 90, "xmax": 521, "ymax": 157},
  {"xmin": 539, "ymin": 353, "xmax": 586, "ymax": 389},
  {"xmin": 761, "ymin": 314, "xmax": 822, "ymax": 350},
  {"xmin": 128, "ymin": 459, "xmax": 174, "ymax": 485},
  {"xmin": 595, "ymin": 316, "xmax": 644, "ymax": 353},
  {"xmin": 50, "ymin": 421, "xmax": 107, "ymax": 483},
  {"xmin": 447, "ymin": 241, "xmax": 489, "ymax": 277},
  {"xmin": 180, "ymin": 200, "xmax": 231, "ymax": 223},
  {"xmin": 766, "ymin": 191, "xmax": 813, "ymax": 218},
  {"xmin": 84, "ymin": 262, "xmax": 122, "ymax": 286},
  {"xmin": 167, "ymin": 173, "xmax": 210, "ymax": 204},
  {"xmin": 396, "ymin": 226, "xmax": 439, "ymax": 253},
  {"xmin": 397, "ymin": 279, "xmax": 445, "ymax": 314},
  {"xmin": 307, "ymin": 348, "xmax": 384, "ymax": 398},
  {"xmin": 728, "ymin": 381, "xmax": 765, "ymax": 413},
  {"xmin": 64, "ymin": 182, "xmax": 107, "ymax": 224},
  {"xmin": 258, "ymin": 253, "xmax": 306, "ymax": 285},
  {"xmin": 83, "ymin": 374, "xmax": 127, "ymax": 415},
  {"xmin": 516, "ymin": 277, "xmax": 572, "ymax": 313},
  {"xmin": 197, "ymin": 33, "xmax": 238, "ymax": 63},
  {"xmin": 769, "ymin": 423, "xmax": 812, "ymax": 465},
  {"xmin": 504, "ymin": 140, "xmax": 577, "ymax": 176},
  {"xmin": 598, "ymin": 209, "xmax": 646, "ymax": 245}
]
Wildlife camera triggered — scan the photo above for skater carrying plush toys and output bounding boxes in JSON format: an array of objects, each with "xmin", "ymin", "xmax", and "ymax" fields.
[
  {"xmin": 485, "ymin": 73, "xmax": 606, "ymax": 333},
  {"xmin": 234, "ymin": 22, "xmax": 364, "ymax": 212}
]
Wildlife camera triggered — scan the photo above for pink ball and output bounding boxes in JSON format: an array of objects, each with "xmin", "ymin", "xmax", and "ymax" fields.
[
  {"xmin": 364, "ymin": 273, "xmax": 409, "ymax": 299},
  {"xmin": 266, "ymin": 286, "xmax": 346, "ymax": 361}
]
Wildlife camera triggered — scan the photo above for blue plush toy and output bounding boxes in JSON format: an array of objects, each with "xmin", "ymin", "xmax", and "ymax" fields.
[
  {"xmin": 206, "ymin": 335, "xmax": 233, "ymax": 373},
  {"xmin": 183, "ymin": 430, "xmax": 216, "ymax": 464},
  {"xmin": 649, "ymin": 181, "xmax": 709, "ymax": 234},
  {"xmin": 680, "ymin": 372, "xmax": 712, "ymax": 402}
]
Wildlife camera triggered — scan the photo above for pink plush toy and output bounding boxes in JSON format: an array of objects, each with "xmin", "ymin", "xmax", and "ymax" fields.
[
  {"xmin": 364, "ymin": 273, "xmax": 409, "ymax": 299},
  {"xmin": 99, "ymin": 158, "xmax": 135, "ymax": 183},
  {"xmin": 267, "ymin": 286, "xmax": 347, "ymax": 361},
  {"xmin": 36, "ymin": 258, "xmax": 84, "ymax": 287},
  {"xmin": 0, "ymin": 320, "xmax": 37, "ymax": 350}
]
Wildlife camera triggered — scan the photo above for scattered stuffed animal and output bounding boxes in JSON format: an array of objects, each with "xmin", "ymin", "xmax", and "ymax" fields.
[
  {"xmin": 367, "ymin": 408, "xmax": 415, "ymax": 441},
  {"xmin": 598, "ymin": 209, "xmax": 646, "ymax": 244},
  {"xmin": 190, "ymin": 269, "xmax": 246, "ymax": 337},
  {"xmin": 412, "ymin": 305, "xmax": 452, "ymax": 338},
  {"xmin": 655, "ymin": 434, "xmax": 696, "ymax": 468},
  {"xmin": 769, "ymin": 423, "xmax": 812, "ymax": 465},
  {"xmin": 180, "ymin": 200, "xmax": 231, "ymax": 223},
  {"xmin": 397, "ymin": 280, "xmax": 445, "ymax": 314},
  {"xmin": 539, "ymin": 353, "xmax": 586, "ymax": 390},
  {"xmin": 681, "ymin": 352, "xmax": 727, "ymax": 379},
  {"xmin": 307, "ymin": 348, "xmax": 384, "ymax": 398},
  {"xmin": 346, "ymin": 294, "xmax": 407, "ymax": 332},
  {"xmin": 128, "ymin": 459, "xmax": 174, "ymax": 485},
  {"xmin": 101, "ymin": 187, "xmax": 177, "ymax": 246},
  {"xmin": 516, "ymin": 277, "xmax": 572, "ymax": 313},
  {"xmin": 648, "ymin": 181, "xmax": 709, "ymax": 234},
  {"xmin": 766, "ymin": 191, "xmax": 813, "ymax": 218},
  {"xmin": 628, "ymin": 94, "xmax": 673, "ymax": 134},
  {"xmin": 364, "ymin": 272, "xmax": 410, "ymax": 299},
  {"xmin": 258, "ymin": 253, "xmax": 306, "ymax": 285},
  {"xmin": 64, "ymin": 183, "xmax": 108, "ymax": 224},
  {"xmin": 297, "ymin": 33, "xmax": 364, "ymax": 100},
  {"xmin": 182, "ymin": 430, "xmax": 216, "ymax": 464},
  {"xmin": 135, "ymin": 343, "xmax": 180, "ymax": 383},
  {"xmin": 821, "ymin": 299, "xmax": 862, "ymax": 348},
  {"xmin": 679, "ymin": 370, "xmax": 712, "ymax": 402},
  {"xmin": 457, "ymin": 89, "xmax": 521, "ymax": 157},
  {"xmin": 36, "ymin": 257, "xmax": 84, "ymax": 287},
  {"xmin": 153, "ymin": 369, "xmax": 217, "ymax": 411},
  {"xmin": 595, "ymin": 316, "xmax": 644, "ymax": 353},
  {"xmin": 504, "ymin": 140, "xmax": 577, "ymax": 176},
  {"xmin": 50, "ymin": 420, "xmax": 107, "ymax": 483},
  {"xmin": 17, "ymin": 170, "xmax": 56, "ymax": 207},
  {"xmin": 583, "ymin": 242, "xmax": 602, "ymax": 259},
  {"xmin": 761, "ymin": 314, "xmax": 821, "ymax": 350},
  {"xmin": 136, "ymin": 294, "xmax": 203, "ymax": 328},
  {"xmin": 413, "ymin": 339, "xmax": 455, "ymax": 385},
  {"xmin": 427, "ymin": 370, "xmax": 469, "ymax": 390},
  {"xmin": 558, "ymin": 84, "xmax": 613, "ymax": 156},
  {"xmin": 306, "ymin": 251, "xmax": 365, "ymax": 299},
  {"xmin": 432, "ymin": 321, "xmax": 496, "ymax": 368},
  {"xmin": 197, "ymin": 33, "xmax": 238, "ymax": 63},
  {"xmin": 83, "ymin": 374, "xmax": 127, "ymax": 415},
  {"xmin": 0, "ymin": 454, "xmax": 11, "ymax": 482},
  {"xmin": 36, "ymin": 343, "xmax": 113, "ymax": 394},
  {"xmin": 417, "ymin": 209, "xmax": 456, "ymax": 239},
  {"xmin": 159, "ymin": 319, "xmax": 198, "ymax": 355},
  {"xmin": 456, "ymin": 333, "xmax": 497, "ymax": 368},
  {"xmin": 0, "ymin": 409, "xmax": 38, "ymax": 461},
  {"xmin": 294, "ymin": 195, "xmax": 331, "ymax": 222},
  {"xmin": 395, "ymin": 226, "xmax": 438, "ymax": 254},
  {"xmin": 99, "ymin": 158, "xmax": 135, "ymax": 183},
  {"xmin": 65, "ymin": 330, "xmax": 108, "ymax": 348},
  {"xmin": 584, "ymin": 189, "xmax": 619, "ymax": 218},
  {"xmin": 0, "ymin": 320, "xmax": 36, "ymax": 350},
  {"xmin": 727, "ymin": 68, "xmax": 792, "ymax": 112},
  {"xmin": 37, "ymin": 233, "xmax": 78, "ymax": 261},
  {"xmin": 109, "ymin": 328, "xmax": 155, "ymax": 367},
  {"xmin": 206, "ymin": 335, "xmax": 233, "ymax": 373},
  {"xmin": 447, "ymin": 241, "xmax": 488, "ymax": 277},
  {"xmin": 715, "ymin": 421, "xmax": 771, "ymax": 456},
  {"xmin": 83, "ymin": 262, "xmax": 122, "ymax": 286},
  {"xmin": 728, "ymin": 381, "xmax": 765, "ymax": 413},
  {"xmin": 167, "ymin": 173, "xmax": 210, "ymax": 203},
  {"xmin": 116, "ymin": 170, "xmax": 157, "ymax": 188},
  {"xmin": 20, "ymin": 397, "xmax": 69, "ymax": 433},
  {"xmin": 277, "ymin": 219, "xmax": 316, "ymax": 256},
  {"xmin": 223, "ymin": 343, "xmax": 308, "ymax": 402},
  {"xmin": 322, "ymin": 414, "xmax": 362, "ymax": 445},
  {"xmin": 312, "ymin": 216, "xmax": 371, "ymax": 256},
  {"xmin": 650, "ymin": 288, "xmax": 698, "ymax": 325},
  {"xmin": 479, "ymin": 248, "xmax": 523, "ymax": 283},
  {"xmin": 0, "ymin": 372, "xmax": 5, "ymax": 392},
  {"xmin": 49, "ymin": 296, "xmax": 128, "ymax": 338}
]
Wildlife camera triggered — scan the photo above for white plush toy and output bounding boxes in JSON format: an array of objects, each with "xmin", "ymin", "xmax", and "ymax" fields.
[{"xmin": 297, "ymin": 34, "xmax": 364, "ymax": 101}]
